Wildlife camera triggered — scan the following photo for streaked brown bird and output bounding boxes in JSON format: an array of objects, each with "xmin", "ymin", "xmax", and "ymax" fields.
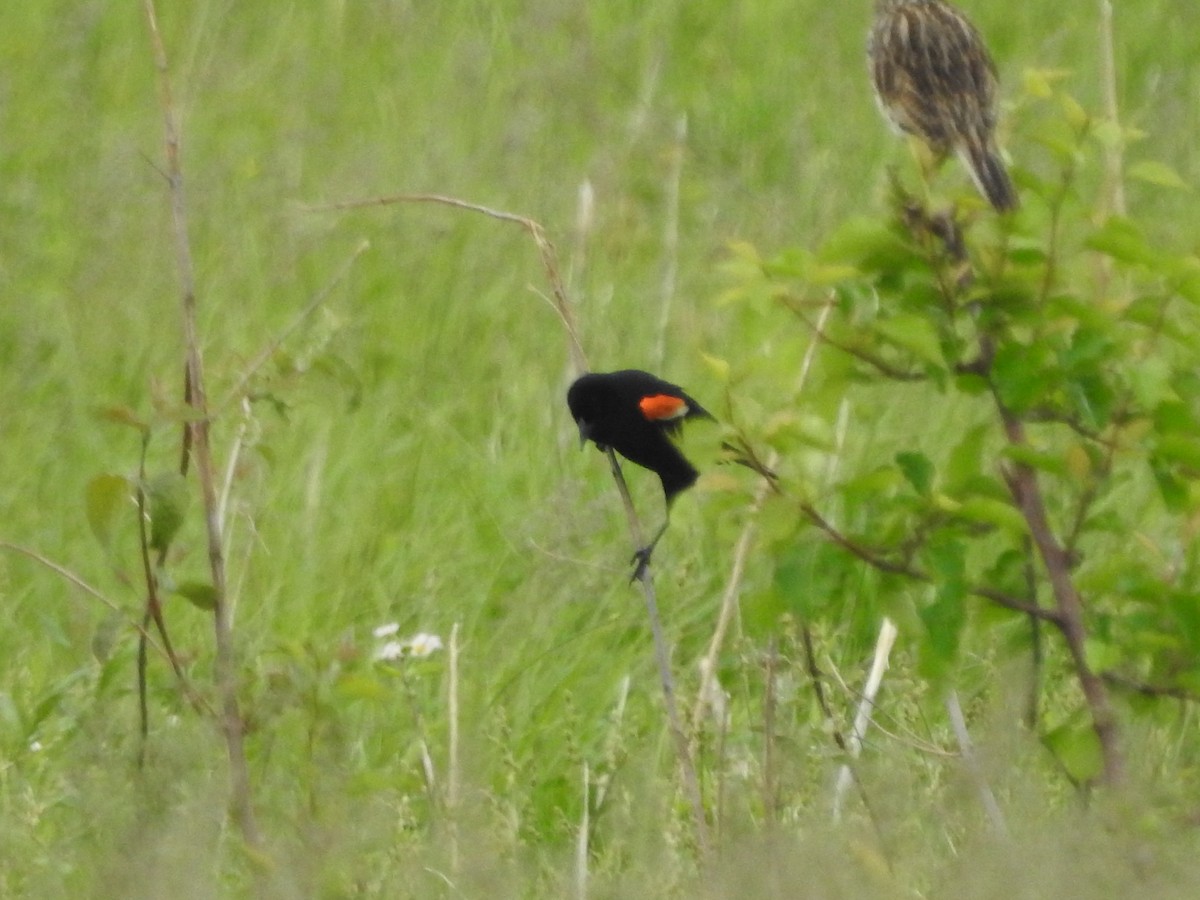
[{"xmin": 868, "ymin": 0, "xmax": 1018, "ymax": 212}]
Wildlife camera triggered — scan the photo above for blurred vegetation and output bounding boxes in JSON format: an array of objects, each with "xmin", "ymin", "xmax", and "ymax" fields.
[{"xmin": 2, "ymin": 0, "xmax": 1199, "ymax": 896}]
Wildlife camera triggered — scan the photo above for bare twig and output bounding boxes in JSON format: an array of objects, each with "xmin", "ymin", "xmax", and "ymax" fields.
[
  {"xmin": 575, "ymin": 762, "xmax": 590, "ymax": 900},
  {"xmin": 447, "ymin": 621, "xmax": 461, "ymax": 876},
  {"xmin": 304, "ymin": 193, "xmax": 586, "ymax": 375},
  {"xmin": 142, "ymin": 0, "xmax": 261, "ymax": 848},
  {"xmin": 1098, "ymin": 1, "xmax": 1126, "ymax": 219},
  {"xmin": 762, "ymin": 638, "xmax": 779, "ymax": 827},
  {"xmin": 1102, "ymin": 672, "xmax": 1200, "ymax": 703},
  {"xmin": 784, "ymin": 300, "xmax": 926, "ymax": 382},
  {"xmin": 798, "ymin": 501, "xmax": 1060, "ymax": 622}
]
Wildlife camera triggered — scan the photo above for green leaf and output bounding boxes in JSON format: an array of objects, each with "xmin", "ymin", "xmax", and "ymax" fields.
[
  {"xmin": 144, "ymin": 472, "xmax": 190, "ymax": 553},
  {"xmin": 1084, "ymin": 217, "xmax": 1161, "ymax": 267},
  {"xmin": 1150, "ymin": 458, "xmax": 1189, "ymax": 513},
  {"xmin": 174, "ymin": 580, "xmax": 217, "ymax": 612},
  {"xmin": 991, "ymin": 340, "xmax": 1049, "ymax": 411},
  {"xmin": 916, "ymin": 539, "xmax": 967, "ymax": 681},
  {"xmin": 1043, "ymin": 718, "xmax": 1104, "ymax": 784},
  {"xmin": 1058, "ymin": 93, "xmax": 1089, "ymax": 131},
  {"xmin": 873, "ymin": 314, "xmax": 944, "ymax": 368},
  {"xmin": 895, "ymin": 451, "xmax": 934, "ymax": 497},
  {"xmin": 1083, "ymin": 638, "xmax": 1122, "ymax": 673},
  {"xmin": 1153, "ymin": 401, "xmax": 1197, "ymax": 436},
  {"xmin": 1000, "ymin": 445, "xmax": 1068, "ymax": 477},
  {"xmin": 954, "ymin": 497, "xmax": 1028, "ymax": 536},
  {"xmin": 944, "ymin": 425, "xmax": 988, "ymax": 490},
  {"xmin": 85, "ymin": 474, "xmax": 130, "ymax": 548},
  {"xmin": 1128, "ymin": 160, "xmax": 1190, "ymax": 191},
  {"xmin": 818, "ymin": 217, "xmax": 911, "ymax": 272},
  {"xmin": 1155, "ymin": 435, "xmax": 1200, "ymax": 471},
  {"xmin": 700, "ymin": 352, "xmax": 731, "ymax": 382}
]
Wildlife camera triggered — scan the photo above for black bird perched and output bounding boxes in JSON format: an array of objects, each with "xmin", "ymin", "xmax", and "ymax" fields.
[
  {"xmin": 868, "ymin": 0, "xmax": 1018, "ymax": 212},
  {"xmin": 567, "ymin": 369, "xmax": 712, "ymax": 577}
]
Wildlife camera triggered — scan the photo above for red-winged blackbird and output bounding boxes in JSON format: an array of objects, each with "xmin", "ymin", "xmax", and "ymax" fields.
[
  {"xmin": 567, "ymin": 369, "xmax": 712, "ymax": 576},
  {"xmin": 868, "ymin": 0, "xmax": 1018, "ymax": 212}
]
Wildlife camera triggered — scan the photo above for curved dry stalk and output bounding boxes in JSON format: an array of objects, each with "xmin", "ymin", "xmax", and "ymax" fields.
[{"xmin": 304, "ymin": 193, "xmax": 587, "ymax": 376}]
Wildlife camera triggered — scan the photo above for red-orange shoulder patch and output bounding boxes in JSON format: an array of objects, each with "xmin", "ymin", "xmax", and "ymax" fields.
[{"xmin": 639, "ymin": 393, "xmax": 688, "ymax": 421}]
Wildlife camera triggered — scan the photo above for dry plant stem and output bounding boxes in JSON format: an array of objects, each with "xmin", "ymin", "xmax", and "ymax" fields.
[
  {"xmin": 306, "ymin": 193, "xmax": 587, "ymax": 376},
  {"xmin": 997, "ymin": 411, "xmax": 1124, "ymax": 784},
  {"xmin": 761, "ymin": 637, "xmax": 779, "ymax": 827},
  {"xmin": 142, "ymin": 0, "xmax": 261, "ymax": 849},
  {"xmin": 607, "ymin": 450, "xmax": 711, "ymax": 856},
  {"xmin": 832, "ymin": 617, "xmax": 898, "ymax": 822},
  {"xmin": 575, "ymin": 762, "xmax": 590, "ymax": 900},
  {"xmin": 1099, "ymin": 1, "xmax": 1126, "ymax": 220},
  {"xmin": 447, "ymin": 622, "xmax": 461, "ymax": 876},
  {"xmin": 568, "ymin": 179, "xmax": 594, "ymax": 295},
  {"xmin": 653, "ymin": 113, "xmax": 687, "ymax": 369},
  {"xmin": 945, "ymin": 690, "xmax": 1009, "ymax": 837}
]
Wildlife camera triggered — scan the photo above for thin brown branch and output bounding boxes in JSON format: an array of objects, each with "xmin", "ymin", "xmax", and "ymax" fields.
[
  {"xmin": 142, "ymin": 0, "xmax": 262, "ymax": 848},
  {"xmin": 798, "ymin": 501, "xmax": 1062, "ymax": 622},
  {"xmin": 997, "ymin": 411, "xmax": 1124, "ymax": 784},
  {"xmin": 784, "ymin": 301, "xmax": 926, "ymax": 382},
  {"xmin": 1102, "ymin": 672, "xmax": 1200, "ymax": 703}
]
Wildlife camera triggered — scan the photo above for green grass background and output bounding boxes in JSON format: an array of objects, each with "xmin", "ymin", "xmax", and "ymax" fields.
[{"xmin": 2, "ymin": 0, "xmax": 1200, "ymax": 895}]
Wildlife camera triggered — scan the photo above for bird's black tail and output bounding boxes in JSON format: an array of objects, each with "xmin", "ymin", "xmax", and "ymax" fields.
[
  {"xmin": 659, "ymin": 457, "xmax": 700, "ymax": 505},
  {"xmin": 960, "ymin": 138, "xmax": 1018, "ymax": 213}
]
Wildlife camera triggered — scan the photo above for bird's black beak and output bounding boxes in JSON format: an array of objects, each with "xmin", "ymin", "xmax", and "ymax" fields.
[{"xmin": 576, "ymin": 421, "xmax": 592, "ymax": 449}]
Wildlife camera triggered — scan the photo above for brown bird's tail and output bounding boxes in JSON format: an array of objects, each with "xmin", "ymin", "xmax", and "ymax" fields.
[{"xmin": 958, "ymin": 136, "xmax": 1018, "ymax": 213}]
